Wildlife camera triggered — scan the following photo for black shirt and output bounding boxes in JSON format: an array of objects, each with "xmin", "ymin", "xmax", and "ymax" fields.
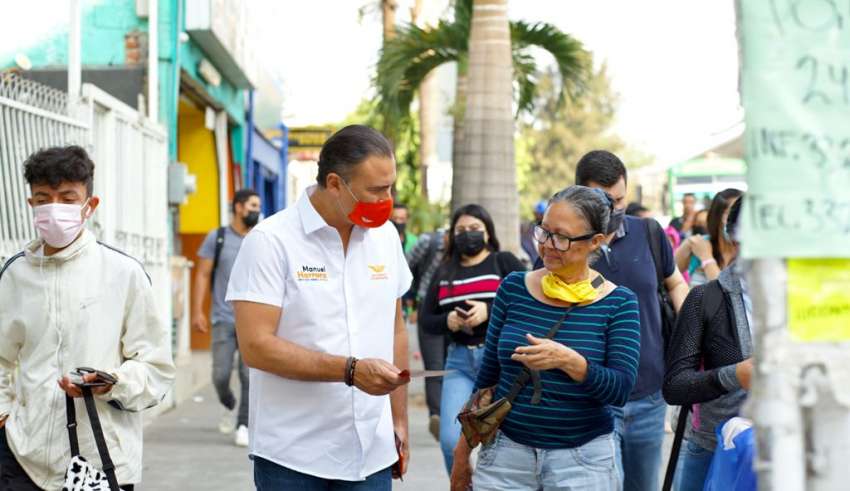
[{"xmin": 420, "ymin": 251, "xmax": 525, "ymax": 345}]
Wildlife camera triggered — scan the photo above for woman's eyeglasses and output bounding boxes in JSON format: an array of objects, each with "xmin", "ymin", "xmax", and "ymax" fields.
[{"xmin": 532, "ymin": 225, "xmax": 595, "ymax": 252}]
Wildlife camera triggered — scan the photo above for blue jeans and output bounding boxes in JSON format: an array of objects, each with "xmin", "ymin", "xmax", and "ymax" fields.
[
  {"xmin": 673, "ymin": 439, "xmax": 714, "ymax": 491},
  {"xmin": 611, "ymin": 390, "xmax": 667, "ymax": 491},
  {"xmin": 439, "ymin": 343, "xmax": 485, "ymax": 473},
  {"xmin": 473, "ymin": 431, "xmax": 620, "ymax": 490},
  {"xmin": 253, "ymin": 456, "xmax": 391, "ymax": 491}
]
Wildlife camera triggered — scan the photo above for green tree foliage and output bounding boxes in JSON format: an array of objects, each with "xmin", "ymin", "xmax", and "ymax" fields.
[{"xmin": 516, "ymin": 65, "xmax": 648, "ymax": 219}]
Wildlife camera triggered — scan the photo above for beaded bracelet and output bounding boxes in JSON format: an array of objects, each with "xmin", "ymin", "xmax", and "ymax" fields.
[{"xmin": 345, "ymin": 357, "xmax": 358, "ymax": 386}]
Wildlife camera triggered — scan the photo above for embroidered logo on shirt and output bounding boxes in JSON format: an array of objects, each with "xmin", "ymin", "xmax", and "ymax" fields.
[
  {"xmin": 368, "ymin": 264, "xmax": 388, "ymax": 280},
  {"xmin": 297, "ymin": 265, "xmax": 329, "ymax": 281}
]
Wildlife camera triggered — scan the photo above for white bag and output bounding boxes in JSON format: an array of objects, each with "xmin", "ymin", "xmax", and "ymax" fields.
[{"xmin": 62, "ymin": 387, "xmax": 120, "ymax": 491}]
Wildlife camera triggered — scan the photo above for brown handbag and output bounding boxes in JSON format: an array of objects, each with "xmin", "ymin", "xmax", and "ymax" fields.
[{"xmin": 457, "ymin": 306, "xmax": 574, "ymax": 448}]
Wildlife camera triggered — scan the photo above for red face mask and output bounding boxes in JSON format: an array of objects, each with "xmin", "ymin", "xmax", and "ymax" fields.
[{"xmin": 342, "ymin": 181, "xmax": 393, "ymax": 228}]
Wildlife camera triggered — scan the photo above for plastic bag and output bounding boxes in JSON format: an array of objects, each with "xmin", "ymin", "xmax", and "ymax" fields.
[{"xmin": 703, "ymin": 417, "xmax": 757, "ymax": 491}]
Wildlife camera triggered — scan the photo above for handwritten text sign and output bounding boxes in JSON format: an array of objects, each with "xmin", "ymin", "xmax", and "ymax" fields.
[
  {"xmin": 741, "ymin": 1, "xmax": 850, "ymax": 257},
  {"xmin": 788, "ymin": 259, "xmax": 850, "ymax": 341}
]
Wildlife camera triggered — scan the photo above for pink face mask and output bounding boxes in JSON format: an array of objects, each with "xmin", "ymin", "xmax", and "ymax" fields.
[{"xmin": 33, "ymin": 200, "xmax": 92, "ymax": 249}]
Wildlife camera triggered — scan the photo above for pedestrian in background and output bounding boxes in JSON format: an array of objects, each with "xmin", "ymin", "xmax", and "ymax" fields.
[
  {"xmin": 675, "ymin": 188, "xmax": 742, "ymax": 287},
  {"xmin": 192, "ymin": 189, "xmax": 262, "ymax": 447},
  {"xmin": 0, "ymin": 146, "xmax": 174, "ymax": 490},
  {"xmin": 227, "ymin": 125, "xmax": 412, "ymax": 490},
  {"xmin": 407, "ymin": 228, "xmax": 448, "ymax": 440},
  {"xmin": 391, "ymin": 202, "xmax": 418, "ymax": 255},
  {"xmin": 520, "ymin": 200, "xmax": 547, "ymax": 265},
  {"xmin": 420, "ymin": 204, "xmax": 525, "ymax": 474},
  {"xmin": 664, "ymin": 196, "xmax": 752, "ymax": 491},
  {"xmin": 451, "ymin": 186, "xmax": 640, "ymax": 491},
  {"xmin": 669, "ymin": 193, "xmax": 697, "ymax": 239}
]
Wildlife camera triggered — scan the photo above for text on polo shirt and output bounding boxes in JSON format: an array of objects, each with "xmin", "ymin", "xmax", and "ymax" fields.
[
  {"xmin": 368, "ymin": 264, "xmax": 388, "ymax": 280},
  {"xmin": 297, "ymin": 265, "xmax": 329, "ymax": 281}
]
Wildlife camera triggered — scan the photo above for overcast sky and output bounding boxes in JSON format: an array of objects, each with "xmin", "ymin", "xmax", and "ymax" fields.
[
  {"xmin": 250, "ymin": 0, "xmax": 742, "ymax": 165},
  {"xmin": 2, "ymin": 0, "xmax": 741, "ymax": 164}
]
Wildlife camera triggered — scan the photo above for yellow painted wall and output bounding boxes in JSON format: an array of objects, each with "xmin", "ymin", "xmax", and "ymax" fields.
[{"xmin": 178, "ymin": 99, "xmax": 220, "ymax": 234}]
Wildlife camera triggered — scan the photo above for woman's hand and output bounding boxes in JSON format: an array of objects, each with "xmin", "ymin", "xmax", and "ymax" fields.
[
  {"xmin": 451, "ymin": 439, "xmax": 474, "ymax": 491},
  {"xmin": 447, "ymin": 311, "xmax": 464, "ymax": 332},
  {"xmin": 463, "ymin": 300, "xmax": 488, "ymax": 327},
  {"xmin": 512, "ymin": 334, "xmax": 588, "ymax": 381},
  {"xmin": 689, "ymin": 235, "xmax": 713, "ymax": 261},
  {"xmin": 736, "ymin": 358, "xmax": 753, "ymax": 390}
]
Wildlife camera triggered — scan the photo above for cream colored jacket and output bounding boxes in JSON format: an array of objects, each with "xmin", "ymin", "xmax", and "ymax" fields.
[{"xmin": 0, "ymin": 230, "xmax": 175, "ymax": 489}]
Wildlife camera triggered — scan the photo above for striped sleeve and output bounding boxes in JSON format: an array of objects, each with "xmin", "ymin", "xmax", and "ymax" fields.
[
  {"xmin": 474, "ymin": 273, "xmax": 515, "ymax": 390},
  {"xmin": 577, "ymin": 289, "xmax": 641, "ymax": 407}
]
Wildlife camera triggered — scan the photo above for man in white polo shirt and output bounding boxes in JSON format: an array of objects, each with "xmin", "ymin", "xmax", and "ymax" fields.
[{"xmin": 226, "ymin": 125, "xmax": 412, "ymax": 490}]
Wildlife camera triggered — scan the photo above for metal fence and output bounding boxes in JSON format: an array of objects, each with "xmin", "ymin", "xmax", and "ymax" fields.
[
  {"xmin": 0, "ymin": 74, "xmax": 88, "ymax": 261},
  {"xmin": 0, "ymin": 76, "xmax": 171, "ymax": 391}
]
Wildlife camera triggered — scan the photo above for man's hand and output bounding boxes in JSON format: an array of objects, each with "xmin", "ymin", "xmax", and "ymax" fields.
[
  {"xmin": 393, "ymin": 425, "xmax": 410, "ymax": 478},
  {"xmin": 736, "ymin": 358, "xmax": 754, "ymax": 390},
  {"xmin": 353, "ymin": 358, "xmax": 409, "ymax": 396},
  {"xmin": 451, "ymin": 439, "xmax": 474, "ymax": 491},
  {"xmin": 192, "ymin": 311, "xmax": 209, "ymax": 333},
  {"xmin": 58, "ymin": 373, "xmax": 114, "ymax": 398},
  {"xmin": 462, "ymin": 300, "xmax": 488, "ymax": 327}
]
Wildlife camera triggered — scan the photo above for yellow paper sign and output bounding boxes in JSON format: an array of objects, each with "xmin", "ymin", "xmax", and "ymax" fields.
[{"xmin": 788, "ymin": 259, "xmax": 850, "ymax": 342}]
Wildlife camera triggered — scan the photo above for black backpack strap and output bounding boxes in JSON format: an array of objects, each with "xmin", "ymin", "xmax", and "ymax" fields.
[
  {"xmin": 662, "ymin": 282, "xmax": 724, "ymax": 491},
  {"xmin": 211, "ymin": 227, "xmax": 226, "ymax": 292},
  {"xmin": 663, "ymin": 404, "xmax": 691, "ymax": 491},
  {"xmin": 644, "ymin": 218, "xmax": 665, "ymax": 293}
]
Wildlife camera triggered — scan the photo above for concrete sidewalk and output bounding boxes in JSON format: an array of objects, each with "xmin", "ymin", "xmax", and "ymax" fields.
[
  {"xmin": 141, "ymin": 323, "xmax": 449, "ymax": 490},
  {"xmin": 140, "ymin": 383, "xmax": 448, "ymax": 490}
]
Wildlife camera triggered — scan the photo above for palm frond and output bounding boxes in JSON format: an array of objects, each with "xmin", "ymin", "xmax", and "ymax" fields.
[
  {"xmin": 510, "ymin": 20, "xmax": 590, "ymax": 111},
  {"xmin": 374, "ymin": 18, "xmax": 468, "ymax": 133}
]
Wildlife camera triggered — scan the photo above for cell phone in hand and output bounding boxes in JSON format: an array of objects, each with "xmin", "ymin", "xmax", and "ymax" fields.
[
  {"xmin": 70, "ymin": 367, "xmax": 117, "ymax": 387},
  {"xmin": 455, "ymin": 307, "xmax": 471, "ymax": 319}
]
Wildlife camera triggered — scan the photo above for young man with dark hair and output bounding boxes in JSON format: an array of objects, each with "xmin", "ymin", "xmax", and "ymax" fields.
[
  {"xmin": 192, "ymin": 188, "xmax": 261, "ymax": 447},
  {"xmin": 227, "ymin": 125, "xmax": 411, "ymax": 489},
  {"xmin": 390, "ymin": 203, "xmax": 418, "ymax": 254},
  {"xmin": 573, "ymin": 150, "xmax": 689, "ymax": 491},
  {"xmin": 0, "ymin": 145, "xmax": 175, "ymax": 490}
]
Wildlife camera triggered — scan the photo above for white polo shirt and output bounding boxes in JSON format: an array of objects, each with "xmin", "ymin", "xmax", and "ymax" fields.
[{"xmin": 225, "ymin": 186, "xmax": 412, "ymax": 481}]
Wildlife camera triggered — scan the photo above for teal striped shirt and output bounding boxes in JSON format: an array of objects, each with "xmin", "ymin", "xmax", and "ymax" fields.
[{"xmin": 474, "ymin": 272, "xmax": 641, "ymax": 449}]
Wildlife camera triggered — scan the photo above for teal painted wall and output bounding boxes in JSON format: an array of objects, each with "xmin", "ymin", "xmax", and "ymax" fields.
[{"xmin": 2, "ymin": 0, "xmax": 246, "ymax": 161}]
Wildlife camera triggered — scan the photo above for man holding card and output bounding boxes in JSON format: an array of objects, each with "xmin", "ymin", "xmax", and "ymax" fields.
[{"xmin": 227, "ymin": 125, "xmax": 412, "ymax": 490}]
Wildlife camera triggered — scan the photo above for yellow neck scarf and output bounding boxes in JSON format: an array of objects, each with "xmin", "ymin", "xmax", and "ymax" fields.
[{"xmin": 541, "ymin": 272, "xmax": 604, "ymax": 303}]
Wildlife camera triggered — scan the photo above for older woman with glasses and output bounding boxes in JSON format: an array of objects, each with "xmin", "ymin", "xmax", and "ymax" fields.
[{"xmin": 450, "ymin": 185, "xmax": 641, "ymax": 491}]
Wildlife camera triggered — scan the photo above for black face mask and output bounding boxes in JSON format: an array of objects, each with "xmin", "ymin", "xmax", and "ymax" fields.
[
  {"xmin": 393, "ymin": 221, "xmax": 406, "ymax": 236},
  {"xmin": 607, "ymin": 208, "xmax": 625, "ymax": 235},
  {"xmin": 243, "ymin": 211, "xmax": 260, "ymax": 228},
  {"xmin": 455, "ymin": 230, "xmax": 486, "ymax": 257},
  {"xmin": 692, "ymin": 225, "xmax": 708, "ymax": 236}
]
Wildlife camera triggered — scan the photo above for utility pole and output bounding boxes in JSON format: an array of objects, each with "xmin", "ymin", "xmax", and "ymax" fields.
[
  {"xmin": 738, "ymin": 1, "xmax": 850, "ymax": 490},
  {"xmin": 68, "ymin": 0, "xmax": 81, "ymax": 111}
]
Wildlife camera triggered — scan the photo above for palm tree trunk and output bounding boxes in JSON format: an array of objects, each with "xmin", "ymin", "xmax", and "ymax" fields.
[
  {"xmin": 382, "ymin": 0, "xmax": 398, "ymax": 41},
  {"xmin": 413, "ymin": 0, "xmax": 435, "ymax": 199},
  {"xmin": 454, "ymin": 0, "xmax": 518, "ymax": 253}
]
